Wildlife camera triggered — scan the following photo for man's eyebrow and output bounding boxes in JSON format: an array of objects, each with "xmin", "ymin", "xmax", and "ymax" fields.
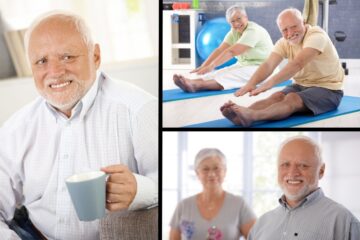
[{"xmin": 31, "ymin": 54, "xmax": 47, "ymax": 62}]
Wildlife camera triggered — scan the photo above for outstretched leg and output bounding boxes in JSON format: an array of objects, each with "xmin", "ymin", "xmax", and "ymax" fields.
[
  {"xmin": 221, "ymin": 93, "xmax": 307, "ymax": 127},
  {"xmin": 173, "ymin": 74, "xmax": 223, "ymax": 92},
  {"xmin": 249, "ymin": 91, "xmax": 285, "ymax": 110}
]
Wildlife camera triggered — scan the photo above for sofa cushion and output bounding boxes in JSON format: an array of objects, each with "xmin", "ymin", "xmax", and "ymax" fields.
[{"xmin": 99, "ymin": 207, "xmax": 158, "ymax": 240}]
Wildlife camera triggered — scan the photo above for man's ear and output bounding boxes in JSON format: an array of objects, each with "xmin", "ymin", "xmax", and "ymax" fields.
[
  {"xmin": 93, "ymin": 43, "xmax": 101, "ymax": 69},
  {"xmin": 319, "ymin": 163, "xmax": 325, "ymax": 179}
]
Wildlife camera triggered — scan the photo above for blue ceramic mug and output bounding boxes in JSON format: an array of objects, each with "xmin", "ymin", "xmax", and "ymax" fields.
[{"xmin": 66, "ymin": 171, "xmax": 107, "ymax": 221}]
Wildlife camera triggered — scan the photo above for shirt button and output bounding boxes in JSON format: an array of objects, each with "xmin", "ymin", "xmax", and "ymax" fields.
[
  {"xmin": 283, "ymin": 232, "xmax": 287, "ymax": 235},
  {"xmin": 63, "ymin": 154, "xmax": 69, "ymax": 159}
]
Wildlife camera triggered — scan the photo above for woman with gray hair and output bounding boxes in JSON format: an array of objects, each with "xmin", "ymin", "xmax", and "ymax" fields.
[
  {"xmin": 173, "ymin": 4, "xmax": 274, "ymax": 93},
  {"xmin": 169, "ymin": 148, "xmax": 256, "ymax": 240}
]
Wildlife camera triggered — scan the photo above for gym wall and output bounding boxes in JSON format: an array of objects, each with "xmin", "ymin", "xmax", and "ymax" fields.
[{"xmin": 163, "ymin": 0, "xmax": 360, "ymax": 58}]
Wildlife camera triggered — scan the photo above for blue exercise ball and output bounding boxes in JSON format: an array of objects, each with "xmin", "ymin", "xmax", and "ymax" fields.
[{"xmin": 196, "ymin": 17, "xmax": 236, "ymax": 69}]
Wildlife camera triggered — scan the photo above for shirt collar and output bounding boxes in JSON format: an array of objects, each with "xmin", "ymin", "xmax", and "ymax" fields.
[
  {"xmin": 45, "ymin": 71, "xmax": 103, "ymax": 123},
  {"xmin": 78, "ymin": 71, "xmax": 102, "ymax": 120},
  {"xmin": 279, "ymin": 187, "xmax": 324, "ymax": 210}
]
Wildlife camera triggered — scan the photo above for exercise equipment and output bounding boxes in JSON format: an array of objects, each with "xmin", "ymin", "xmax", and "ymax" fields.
[
  {"xmin": 163, "ymin": 80, "xmax": 292, "ymax": 102},
  {"xmin": 192, "ymin": 0, "xmax": 199, "ymax": 9},
  {"xmin": 334, "ymin": 31, "xmax": 349, "ymax": 75},
  {"xmin": 321, "ymin": 0, "xmax": 348, "ymax": 75},
  {"xmin": 185, "ymin": 96, "xmax": 360, "ymax": 128},
  {"xmin": 196, "ymin": 17, "xmax": 236, "ymax": 69}
]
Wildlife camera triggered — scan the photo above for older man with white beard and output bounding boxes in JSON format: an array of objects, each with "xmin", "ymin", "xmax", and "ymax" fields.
[
  {"xmin": 248, "ymin": 136, "xmax": 360, "ymax": 240},
  {"xmin": 221, "ymin": 8, "xmax": 344, "ymax": 127},
  {"xmin": 0, "ymin": 11, "xmax": 158, "ymax": 240}
]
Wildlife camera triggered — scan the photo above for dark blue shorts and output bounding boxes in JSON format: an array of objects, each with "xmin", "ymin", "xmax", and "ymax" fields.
[{"xmin": 280, "ymin": 84, "xmax": 344, "ymax": 115}]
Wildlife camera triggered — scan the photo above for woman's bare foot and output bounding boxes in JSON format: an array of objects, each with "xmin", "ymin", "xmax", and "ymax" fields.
[
  {"xmin": 220, "ymin": 102, "xmax": 255, "ymax": 127},
  {"xmin": 173, "ymin": 74, "xmax": 196, "ymax": 92}
]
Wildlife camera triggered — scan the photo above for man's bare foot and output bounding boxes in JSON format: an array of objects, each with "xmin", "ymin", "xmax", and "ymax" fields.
[
  {"xmin": 219, "ymin": 100, "xmax": 236, "ymax": 111},
  {"xmin": 220, "ymin": 103, "xmax": 255, "ymax": 127},
  {"xmin": 173, "ymin": 74, "xmax": 196, "ymax": 92}
]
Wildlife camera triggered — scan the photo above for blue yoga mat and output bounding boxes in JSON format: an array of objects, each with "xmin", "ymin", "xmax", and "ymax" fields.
[
  {"xmin": 185, "ymin": 96, "xmax": 360, "ymax": 128},
  {"xmin": 163, "ymin": 80, "xmax": 292, "ymax": 102}
]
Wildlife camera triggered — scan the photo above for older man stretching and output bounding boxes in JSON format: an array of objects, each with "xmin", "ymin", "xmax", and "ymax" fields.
[{"xmin": 221, "ymin": 8, "xmax": 344, "ymax": 127}]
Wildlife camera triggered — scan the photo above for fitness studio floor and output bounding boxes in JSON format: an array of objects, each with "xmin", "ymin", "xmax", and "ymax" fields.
[{"xmin": 162, "ymin": 59, "xmax": 360, "ymax": 128}]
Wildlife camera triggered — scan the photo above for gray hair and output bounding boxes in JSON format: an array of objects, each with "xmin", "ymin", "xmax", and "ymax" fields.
[
  {"xmin": 225, "ymin": 5, "xmax": 247, "ymax": 23},
  {"xmin": 276, "ymin": 7, "xmax": 303, "ymax": 26},
  {"xmin": 24, "ymin": 10, "xmax": 94, "ymax": 59},
  {"xmin": 194, "ymin": 148, "xmax": 226, "ymax": 170},
  {"xmin": 278, "ymin": 135, "xmax": 322, "ymax": 165}
]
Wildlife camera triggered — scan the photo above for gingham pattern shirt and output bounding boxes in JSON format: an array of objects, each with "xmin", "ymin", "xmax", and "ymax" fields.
[
  {"xmin": 248, "ymin": 188, "xmax": 360, "ymax": 240},
  {"xmin": 0, "ymin": 71, "xmax": 158, "ymax": 240}
]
